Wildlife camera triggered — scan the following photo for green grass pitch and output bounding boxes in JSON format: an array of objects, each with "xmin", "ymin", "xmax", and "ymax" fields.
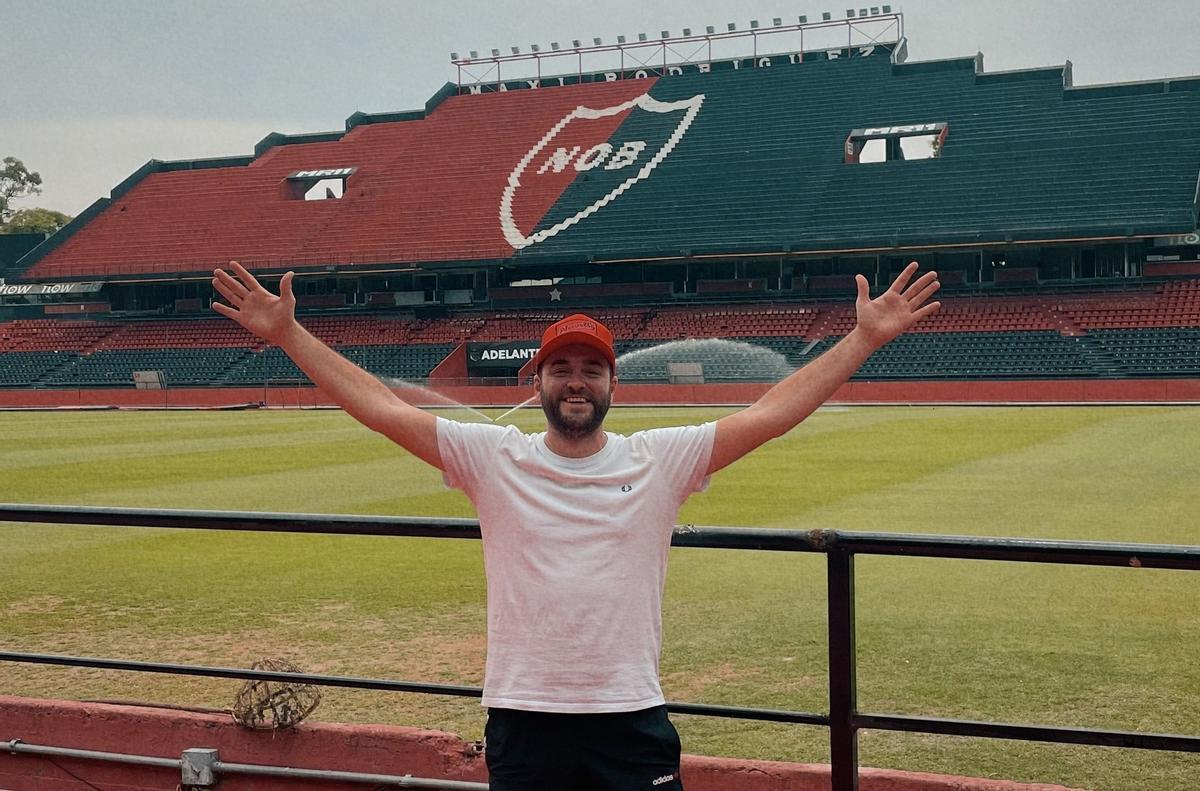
[{"xmin": 1, "ymin": 405, "xmax": 1197, "ymax": 789}]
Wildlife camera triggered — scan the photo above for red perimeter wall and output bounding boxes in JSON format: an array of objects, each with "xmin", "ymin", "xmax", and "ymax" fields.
[
  {"xmin": 0, "ymin": 697, "xmax": 1083, "ymax": 791},
  {"xmin": 0, "ymin": 379, "xmax": 1197, "ymax": 409}
]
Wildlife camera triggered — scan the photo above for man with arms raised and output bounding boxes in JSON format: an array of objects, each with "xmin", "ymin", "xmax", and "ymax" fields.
[{"xmin": 212, "ymin": 260, "xmax": 940, "ymax": 790}]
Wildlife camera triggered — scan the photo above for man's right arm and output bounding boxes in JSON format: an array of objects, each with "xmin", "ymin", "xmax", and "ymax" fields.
[
  {"xmin": 212, "ymin": 262, "xmax": 442, "ymax": 469},
  {"xmin": 274, "ymin": 322, "xmax": 442, "ymax": 469}
]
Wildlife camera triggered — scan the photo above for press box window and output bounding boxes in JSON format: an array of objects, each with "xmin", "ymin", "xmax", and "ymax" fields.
[
  {"xmin": 284, "ymin": 167, "xmax": 358, "ymax": 200},
  {"xmin": 844, "ymin": 123, "xmax": 947, "ymax": 164}
]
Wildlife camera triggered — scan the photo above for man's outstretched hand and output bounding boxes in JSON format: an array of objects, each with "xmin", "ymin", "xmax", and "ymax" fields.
[
  {"xmin": 212, "ymin": 261, "xmax": 298, "ymax": 346},
  {"xmin": 854, "ymin": 262, "xmax": 941, "ymax": 349}
]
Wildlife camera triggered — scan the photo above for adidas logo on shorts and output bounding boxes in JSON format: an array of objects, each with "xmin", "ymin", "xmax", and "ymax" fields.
[{"xmin": 652, "ymin": 772, "xmax": 678, "ymax": 786}]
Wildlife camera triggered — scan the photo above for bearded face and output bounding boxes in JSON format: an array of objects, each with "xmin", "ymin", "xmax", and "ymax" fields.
[
  {"xmin": 539, "ymin": 381, "xmax": 612, "ymax": 439},
  {"xmin": 536, "ymin": 346, "xmax": 615, "ymax": 441}
]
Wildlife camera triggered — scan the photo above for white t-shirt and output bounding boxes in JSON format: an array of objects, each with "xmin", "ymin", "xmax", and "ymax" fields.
[{"xmin": 437, "ymin": 418, "xmax": 716, "ymax": 713}]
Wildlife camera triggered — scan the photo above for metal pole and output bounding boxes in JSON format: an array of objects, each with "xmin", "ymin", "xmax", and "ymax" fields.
[
  {"xmin": 4, "ymin": 740, "xmax": 180, "ymax": 769},
  {"xmin": 2, "ymin": 739, "xmax": 488, "ymax": 790},
  {"xmin": 827, "ymin": 549, "xmax": 859, "ymax": 791}
]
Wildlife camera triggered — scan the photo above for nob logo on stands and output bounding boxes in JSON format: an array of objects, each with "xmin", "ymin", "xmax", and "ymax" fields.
[{"xmin": 500, "ymin": 93, "xmax": 704, "ymax": 250}]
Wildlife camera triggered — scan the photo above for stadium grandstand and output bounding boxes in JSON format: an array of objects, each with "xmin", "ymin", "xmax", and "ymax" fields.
[{"xmin": 2, "ymin": 13, "xmax": 1199, "ymax": 401}]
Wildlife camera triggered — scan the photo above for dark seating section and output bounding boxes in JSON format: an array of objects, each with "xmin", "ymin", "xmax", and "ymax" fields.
[
  {"xmin": 819, "ymin": 331, "xmax": 1096, "ymax": 380},
  {"xmin": 220, "ymin": 344, "xmax": 454, "ymax": 385},
  {"xmin": 1, "ymin": 279, "xmax": 1197, "ymax": 385},
  {"xmin": 1087, "ymin": 328, "xmax": 1200, "ymax": 377},
  {"xmin": 0, "ymin": 351, "xmax": 77, "ymax": 386},
  {"xmin": 45, "ymin": 348, "xmax": 253, "ymax": 387}
]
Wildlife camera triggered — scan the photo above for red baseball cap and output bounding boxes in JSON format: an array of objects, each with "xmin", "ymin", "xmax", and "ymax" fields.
[{"xmin": 533, "ymin": 313, "xmax": 617, "ymax": 372}]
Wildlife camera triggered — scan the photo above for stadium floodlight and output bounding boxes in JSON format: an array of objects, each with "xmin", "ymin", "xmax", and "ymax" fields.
[
  {"xmin": 469, "ymin": 50, "xmax": 478, "ymax": 59},
  {"xmin": 750, "ymin": 19, "xmax": 759, "ymax": 29},
  {"xmin": 661, "ymin": 30, "xmax": 669, "ymax": 38},
  {"xmin": 491, "ymin": 48, "xmax": 500, "ymax": 57},
  {"xmin": 773, "ymin": 17, "xmax": 782, "ymax": 26},
  {"xmin": 593, "ymin": 37, "xmax": 603, "ymax": 45},
  {"xmin": 617, "ymin": 34, "xmax": 626, "ymax": 43},
  {"xmin": 822, "ymin": 12, "xmax": 832, "ymax": 21},
  {"xmin": 799, "ymin": 14, "xmax": 808, "ymax": 23},
  {"xmin": 705, "ymin": 25, "xmax": 715, "ymax": 34},
  {"xmin": 727, "ymin": 22, "xmax": 737, "ymax": 31},
  {"xmin": 450, "ymin": 52, "xmax": 459, "ymax": 60},
  {"xmin": 846, "ymin": 10, "xmax": 855, "ymax": 18},
  {"xmin": 871, "ymin": 6, "xmax": 880, "ymax": 14},
  {"xmin": 551, "ymin": 42, "xmax": 560, "ymax": 51},
  {"xmin": 572, "ymin": 39, "xmax": 581, "ymax": 48},
  {"xmin": 682, "ymin": 27, "xmax": 692, "ymax": 36},
  {"xmin": 637, "ymin": 32, "xmax": 647, "ymax": 41},
  {"xmin": 511, "ymin": 46, "xmax": 520, "ymax": 54},
  {"xmin": 530, "ymin": 43, "xmax": 540, "ymax": 52},
  {"xmin": 860, "ymin": 8, "xmax": 868, "ymax": 16},
  {"xmin": 882, "ymin": 4, "xmax": 891, "ymax": 11}
]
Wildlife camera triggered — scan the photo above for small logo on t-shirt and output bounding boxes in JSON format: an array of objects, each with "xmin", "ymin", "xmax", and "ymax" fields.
[
  {"xmin": 652, "ymin": 773, "xmax": 678, "ymax": 786},
  {"xmin": 621, "ymin": 484, "xmax": 633, "ymax": 492}
]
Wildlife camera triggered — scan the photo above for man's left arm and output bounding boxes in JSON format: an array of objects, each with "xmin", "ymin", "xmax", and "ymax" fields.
[{"xmin": 708, "ymin": 262, "xmax": 941, "ymax": 474}]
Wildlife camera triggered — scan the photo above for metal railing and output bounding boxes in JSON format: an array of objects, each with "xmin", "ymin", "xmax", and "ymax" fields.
[{"xmin": 1, "ymin": 503, "xmax": 1198, "ymax": 791}]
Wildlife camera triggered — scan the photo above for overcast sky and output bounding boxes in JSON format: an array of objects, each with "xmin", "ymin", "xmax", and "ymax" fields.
[{"xmin": 4, "ymin": 0, "xmax": 1198, "ymax": 217}]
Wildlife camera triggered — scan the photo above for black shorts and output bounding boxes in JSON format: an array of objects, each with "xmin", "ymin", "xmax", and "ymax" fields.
[{"xmin": 484, "ymin": 705, "xmax": 684, "ymax": 791}]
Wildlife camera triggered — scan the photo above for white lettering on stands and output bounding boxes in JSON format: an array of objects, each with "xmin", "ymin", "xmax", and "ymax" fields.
[
  {"xmin": 292, "ymin": 167, "xmax": 355, "ymax": 179},
  {"xmin": 604, "ymin": 141, "xmax": 646, "ymax": 170},
  {"xmin": 537, "ymin": 146, "xmax": 581, "ymax": 175},
  {"xmin": 537, "ymin": 141, "xmax": 648, "ymax": 175},
  {"xmin": 0, "ymin": 282, "xmax": 98, "ymax": 296},
  {"xmin": 862, "ymin": 124, "xmax": 940, "ymax": 136},
  {"xmin": 481, "ymin": 348, "xmax": 537, "ymax": 361},
  {"xmin": 574, "ymin": 143, "xmax": 614, "ymax": 171},
  {"xmin": 499, "ymin": 92, "xmax": 705, "ymax": 250},
  {"xmin": 458, "ymin": 46, "xmax": 901, "ymax": 95}
]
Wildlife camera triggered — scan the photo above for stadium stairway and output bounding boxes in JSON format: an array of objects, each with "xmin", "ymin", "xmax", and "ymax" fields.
[{"xmin": 1068, "ymin": 335, "xmax": 1126, "ymax": 378}]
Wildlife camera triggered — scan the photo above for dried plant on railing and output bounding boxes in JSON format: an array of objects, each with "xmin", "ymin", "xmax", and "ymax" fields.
[{"xmin": 231, "ymin": 657, "xmax": 322, "ymax": 730}]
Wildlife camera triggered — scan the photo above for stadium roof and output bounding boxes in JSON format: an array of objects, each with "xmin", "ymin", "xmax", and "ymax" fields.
[{"xmin": 16, "ymin": 49, "xmax": 1200, "ymax": 282}]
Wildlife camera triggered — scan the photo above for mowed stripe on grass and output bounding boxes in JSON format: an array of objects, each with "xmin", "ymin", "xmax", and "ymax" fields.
[{"xmin": 1, "ymin": 405, "xmax": 1197, "ymax": 790}]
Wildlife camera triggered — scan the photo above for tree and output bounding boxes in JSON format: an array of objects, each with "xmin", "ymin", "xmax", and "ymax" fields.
[
  {"xmin": 1, "ymin": 157, "xmax": 44, "ymax": 223},
  {"xmin": 2, "ymin": 207, "xmax": 72, "ymax": 235}
]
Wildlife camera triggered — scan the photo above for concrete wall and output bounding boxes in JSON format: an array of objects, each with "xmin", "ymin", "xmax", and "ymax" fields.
[{"xmin": 0, "ymin": 697, "xmax": 1083, "ymax": 791}]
